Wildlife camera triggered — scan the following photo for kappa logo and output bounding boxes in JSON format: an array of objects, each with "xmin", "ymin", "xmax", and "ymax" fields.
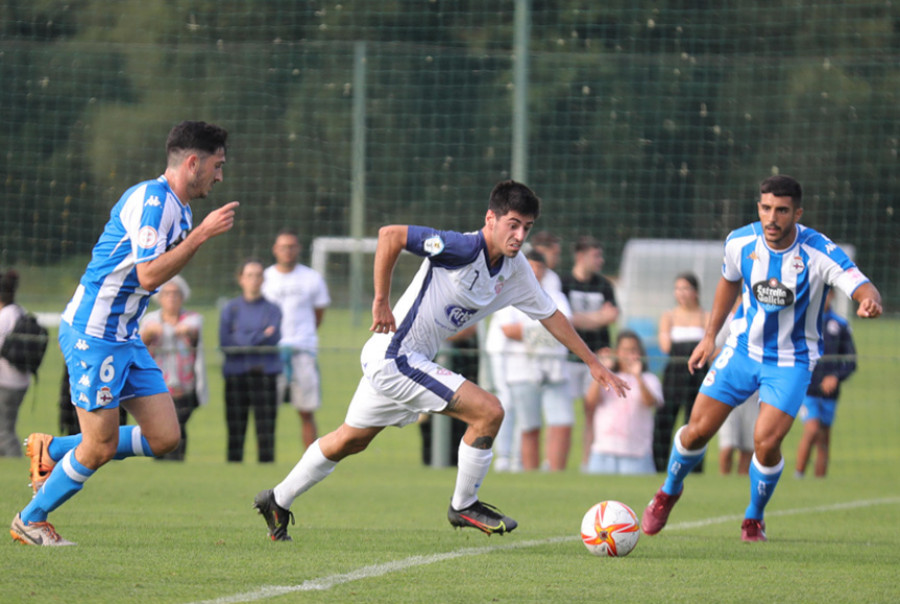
[
  {"xmin": 78, "ymin": 374, "xmax": 91, "ymax": 387},
  {"xmin": 144, "ymin": 195, "xmax": 162, "ymax": 207},
  {"xmin": 444, "ymin": 304, "xmax": 477, "ymax": 328},
  {"xmin": 75, "ymin": 339, "xmax": 89, "ymax": 351},
  {"xmin": 96, "ymin": 386, "xmax": 114, "ymax": 407},
  {"xmin": 78, "ymin": 392, "xmax": 90, "ymax": 404}
]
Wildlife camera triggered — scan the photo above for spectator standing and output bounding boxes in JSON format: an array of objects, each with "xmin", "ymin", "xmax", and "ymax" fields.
[
  {"xmin": 495, "ymin": 250, "xmax": 575, "ymax": 471},
  {"xmin": 584, "ymin": 330, "xmax": 663, "ymax": 474},
  {"xmin": 140, "ymin": 276, "xmax": 208, "ymax": 460},
  {"xmin": 561, "ymin": 236, "xmax": 619, "ymax": 467},
  {"xmin": 653, "ymin": 272, "xmax": 708, "ymax": 472},
  {"xmin": 794, "ymin": 290, "xmax": 856, "ymax": 478},
  {"xmin": 530, "ymin": 231, "xmax": 563, "ymax": 294},
  {"xmin": 220, "ymin": 260, "xmax": 282, "ymax": 463},
  {"xmin": 0, "ymin": 270, "xmax": 31, "ymax": 457},
  {"xmin": 263, "ymin": 230, "xmax": 331, "ymax": 449}
]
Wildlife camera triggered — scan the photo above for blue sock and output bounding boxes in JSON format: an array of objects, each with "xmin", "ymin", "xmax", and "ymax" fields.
[
  {"xmin": 662, "ymin": 426, "xmax": 707, "ymax": 495},
  {"xmin": 48, "ymin": 434, "xmax": 82, "ymax": 462},
  {"xmin": 47, "ymin": 426, "xmax": 153, "ymax": 462},
  {"xmin": 745, "ymin": 454, "xmax": 784, "ymax": 520},
  {"xmin": 114, "ymin": 425, "xmax": 154, "ymax": 459},
  {"xmin": 20, "ymin": 450, "xmax": 95, "ymax": 524}
]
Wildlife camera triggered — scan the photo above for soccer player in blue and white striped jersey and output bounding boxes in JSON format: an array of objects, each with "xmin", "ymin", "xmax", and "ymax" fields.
[
  {"xmin": 11, "ymin": 121, "xmax": 239, "ymax": 546},
  {"xmin": 642, "ymin": 174, "xmax": 882, "ymax": 543}
]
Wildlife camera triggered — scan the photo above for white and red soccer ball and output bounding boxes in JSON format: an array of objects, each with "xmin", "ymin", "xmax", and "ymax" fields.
[{"xmin": 580, "ymin": 500, "xmax": 640, "ymax": 557}]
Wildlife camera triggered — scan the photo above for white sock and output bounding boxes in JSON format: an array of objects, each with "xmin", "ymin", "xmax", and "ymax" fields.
[
  {"xmin": 451, "ymin": 441, "xmax": 493, "ymax": 510},
  {"xmin": 272, "ymin": 439, "xmax": 337, "ymax": 510}
]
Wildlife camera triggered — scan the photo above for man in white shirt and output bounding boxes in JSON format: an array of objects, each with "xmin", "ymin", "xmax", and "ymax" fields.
[
  {"xmin": 253, "ymin": 180, "xmax": 629, "ymax": 541},
  {"xmin": 262, "ymin": 230, "xmax": 331, "ymax": 449}
]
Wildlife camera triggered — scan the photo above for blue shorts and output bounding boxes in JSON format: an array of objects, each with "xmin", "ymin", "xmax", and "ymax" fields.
[
  {"xmin": 799, "ymin": 396, "xmax": 837, "ymax": 427},
  {"xmin": 59, "ymin": 322, "xmax": 168, "ymax": 411},
  {"xmin": 699, "ymin": 346, "xmax": 812, "ymax": 418}
]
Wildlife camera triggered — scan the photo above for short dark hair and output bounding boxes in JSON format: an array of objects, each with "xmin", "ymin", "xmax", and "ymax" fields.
[
  {"xmin": 236, "ymin": 257, "xmax": 264, "ymax": 279},
  {"xmin": 524, "ymin": 249, "xmax": 547, "ymax": 265},
  {"xmin": 760, "ymin": 175, "xmax": 802, "ymax": 206},
  {"xmin": 488, "ymin": 180, "xmax": 541, "ymax": 220},
  {"xmin": 531, "ymin": 231, "xmax": 560, "ymax": 248},
  {"xmin": 166, "ymin": 121, "xmax": 228, "ymax": 158},
  {"xmin": 573, "ymin": 235, "xmax": 601, "ymax": 254},
  {"xmin": 0, "ymin": 269, "xmax": 19, "ymax": 305}
]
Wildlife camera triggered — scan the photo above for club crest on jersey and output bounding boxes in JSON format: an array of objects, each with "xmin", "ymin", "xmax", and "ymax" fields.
[
  {"xmin": 703, "ymin": 369, "xmax": 716, "ymax": 387},
  {"xmin": 495, "ymin": 275, "xmax": 506, "ymax": 294},
  {"xmin": 444, "ymin": 304, "xmax": 476, "ymax": 328},
  {"xmin": 423, "ymin": 235, "xmax": 445, "ymax": 256},
  {"xmin": 791, "ymin": 256, "xmax": 805, "ymax": 273},
  {"xmin": 96, "ymin": 386, "xmax": 114, "ymax": 407},
  {"xmin": 138, "ymin": 226, "xmax": 159, "ymax": 249},
  {"xmin": 752, "ymin": 278, "xmax": 795, "ymax": 311}
]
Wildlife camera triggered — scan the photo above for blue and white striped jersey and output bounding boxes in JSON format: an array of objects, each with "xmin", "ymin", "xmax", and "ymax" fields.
[
  {"xmin": 362, "ymin": 226, "xmax": 557, "ymax": 365},
  {"xmin": 61, "ymin": 175, "xmax": 192, "ymax": 342},
  {"xmin": 722, "ymin": 222, "xmax": 869, "ymax": 368}
]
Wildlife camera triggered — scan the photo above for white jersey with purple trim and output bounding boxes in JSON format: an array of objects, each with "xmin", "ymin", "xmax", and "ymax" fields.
[
  {"xmin": 364, "ymin": 226, "xmax": 557, "ymax": 364},
  {"xmin": 722, "ymin": 222, "xmax": 868, "ymax": 368},
  {"xmin": 61, "ymin": 175, "xmax": 192, "ymax": 342}
]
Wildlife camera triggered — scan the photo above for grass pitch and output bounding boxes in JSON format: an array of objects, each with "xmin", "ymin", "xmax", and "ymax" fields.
[{"xmin": 1, "ymin": 311, "xmax": 898, "ymax": 603}]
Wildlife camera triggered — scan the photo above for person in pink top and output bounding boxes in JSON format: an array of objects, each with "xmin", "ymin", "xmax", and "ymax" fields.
[{"xmin": 584, "ymin": 330, "xmax": 663, "ymax": 474}]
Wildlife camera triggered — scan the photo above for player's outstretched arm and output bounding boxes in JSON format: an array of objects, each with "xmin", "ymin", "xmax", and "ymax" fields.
[
  {"xmin": 540, "ymin": 310, "xmax": 630, "ymax": 397},
  {"xmin": 136, "ymin": 201, "xmax": 239, "ymax": 291},
  {"xmin": 852, "ymin": 282, "xmax": 882, "ymax": 319},
  {"xmin": 370, "ymin": 225, "xmax": 408, "ymax": 334}
]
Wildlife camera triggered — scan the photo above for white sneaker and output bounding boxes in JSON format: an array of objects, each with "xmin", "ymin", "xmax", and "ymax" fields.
[{"xmin": 10, "ymin": 514, "xmax": 76, "ymax": 546}]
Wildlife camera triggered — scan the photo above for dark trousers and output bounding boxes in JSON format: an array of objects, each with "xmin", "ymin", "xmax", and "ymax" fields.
[
  {"xmin": 224, "ymin": 372, "xmax": 278, "ymax": 463},
  {"xmin": 653, "ymin": 343, "xmax": 706, "ymax": 473}
]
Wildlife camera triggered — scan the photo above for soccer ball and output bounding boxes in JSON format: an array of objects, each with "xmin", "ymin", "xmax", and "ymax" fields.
[{"xmin": 580, "ymin": 500, "xmax": 640, "ymax": 557}]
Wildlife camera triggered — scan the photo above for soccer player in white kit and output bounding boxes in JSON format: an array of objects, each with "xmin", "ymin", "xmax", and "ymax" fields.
[
  {"xmin": 254, "ymin": 180, "xmax": 629, "ymax": 540},
  {"xmin": 10, "ymin": 121, "xmax": 238, "ymax": 546},
  {"xmin": 642, "ymin": 175, "xmax": 883, "ymax": 543}
]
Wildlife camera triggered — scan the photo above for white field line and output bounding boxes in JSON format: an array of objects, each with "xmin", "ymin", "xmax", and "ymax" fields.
[{"xmin": 193, "ymin": 496, "xmax": 900, "ymax": 604}]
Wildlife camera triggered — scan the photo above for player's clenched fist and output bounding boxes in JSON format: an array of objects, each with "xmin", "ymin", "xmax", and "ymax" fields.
[{"xmin": 198, "ymin": 201, "xmax": 240, "ymax": 240}]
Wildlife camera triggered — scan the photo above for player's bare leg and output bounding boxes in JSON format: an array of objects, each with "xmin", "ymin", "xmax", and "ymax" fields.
[{"xmin": 442, "ymin": 381, "xmax": 516, "ymax": 534}]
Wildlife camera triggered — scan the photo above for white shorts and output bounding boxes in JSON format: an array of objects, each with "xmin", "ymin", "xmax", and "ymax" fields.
[
  {"xmin": 278, "ymin": 351, "xmax": 321, "ymax": 412},
  {"xmin": 718, "ymin": 392, "xmax": 759, "ymax": 450},
  {"xmin": 344, "ymin": 353, "xmax": 467, "ymax": 429},
  {"xmin": 508, "ymin": 380, "xmax": 574, "ymax": 430}
]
